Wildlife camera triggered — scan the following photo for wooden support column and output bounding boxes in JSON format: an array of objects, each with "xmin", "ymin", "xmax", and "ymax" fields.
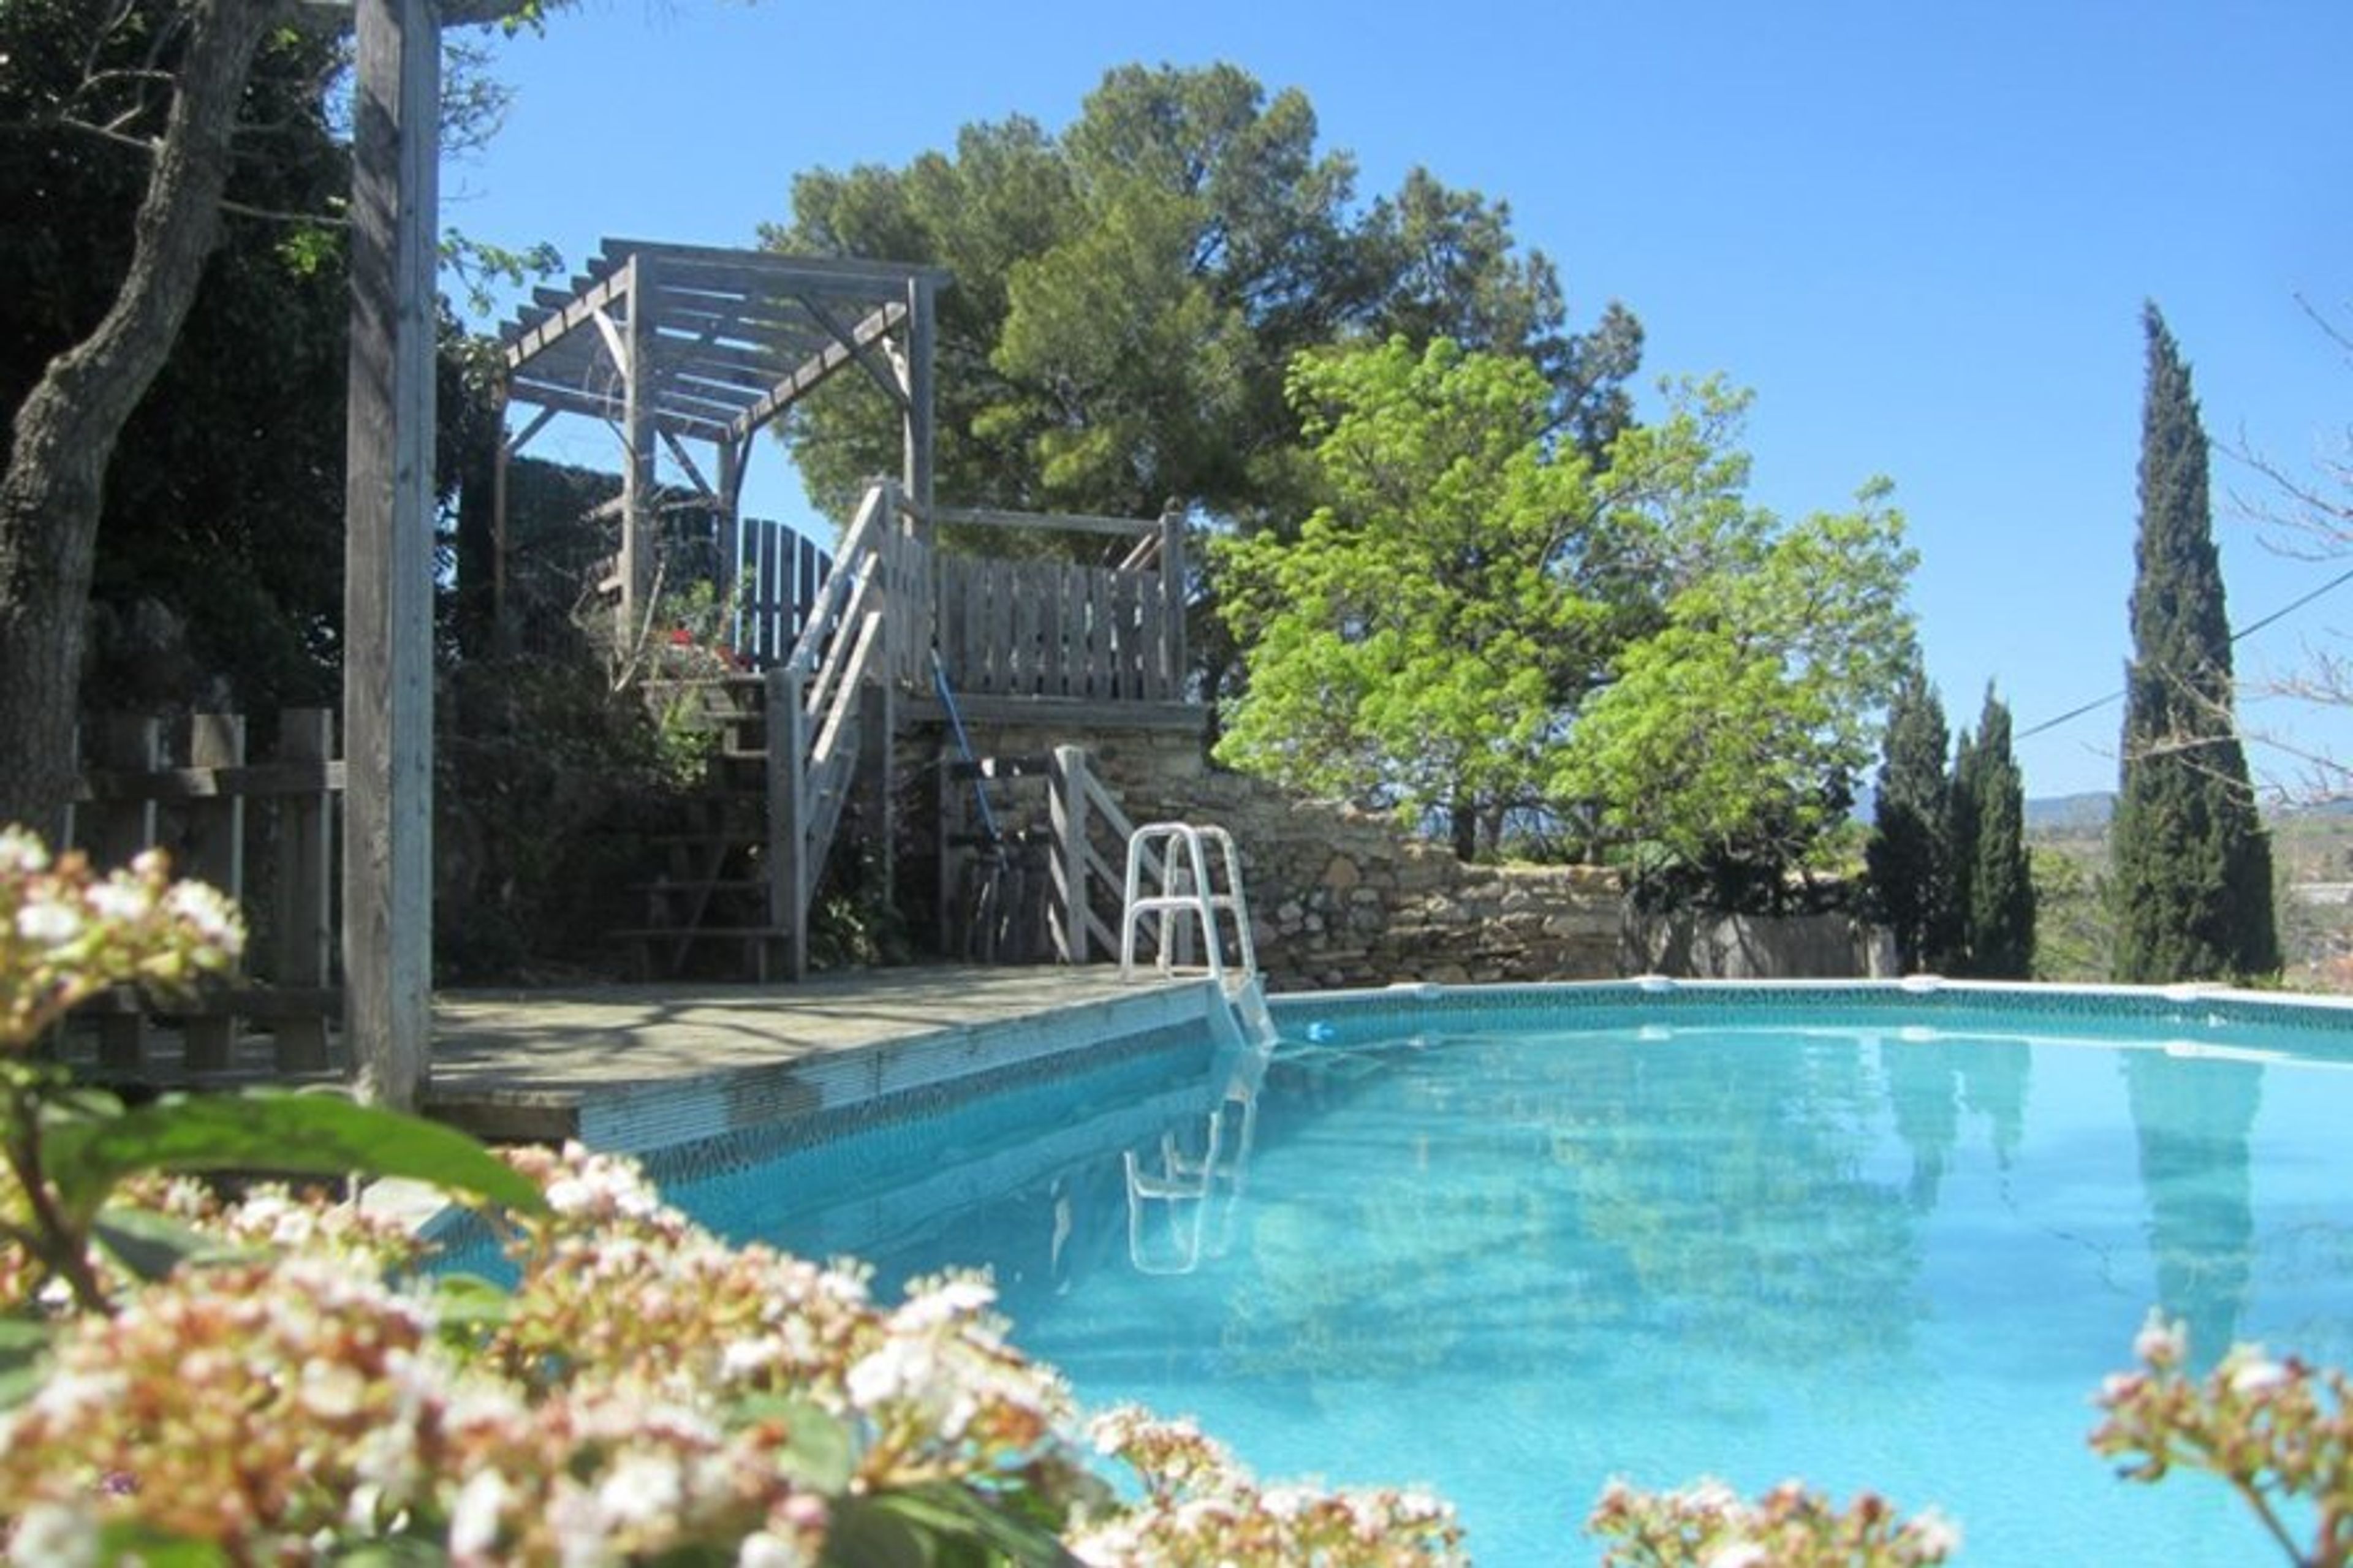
[
  {"xmin": 1159, "ymin": 502, "xmax": 1187, "ymax": 698},
  {"xmin": 901, "ymin": 276, "xmax": 936, "ymax": 524},
  {"xmin": 343, "ymin": 0, "xmax": 439, "ymax": 1110},
  {"xmin": 767, "ymin": 667, "xmax": 809, "ymax": 982},
  {"xmin": 716, "ymin": 437, "xmax": 741, "ymax": 640},
  {"xmin": 618, "ymin": 253, "xmax": 657, "ymax": 635}
]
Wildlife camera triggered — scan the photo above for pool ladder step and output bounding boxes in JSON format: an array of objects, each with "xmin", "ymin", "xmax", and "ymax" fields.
[{"xmin": 1118, "ymin": 822, "xmax": 1258, "ymax": 987}]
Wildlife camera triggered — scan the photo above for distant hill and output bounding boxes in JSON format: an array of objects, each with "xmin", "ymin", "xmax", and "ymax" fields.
[{"xmin": 2025, "ymin": 792, "xmax": 2115, "ymax": 833}]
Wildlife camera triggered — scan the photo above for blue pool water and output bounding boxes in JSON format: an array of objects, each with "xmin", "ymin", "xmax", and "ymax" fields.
[{"xmin": 661, "ymin": 985, "xmax": 2353, "ymax": 1564}]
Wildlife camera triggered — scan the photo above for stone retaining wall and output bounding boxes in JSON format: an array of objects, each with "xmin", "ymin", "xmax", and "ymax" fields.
[{"xmin": 910, "ymin": 714, "xmax": 1881, "ymax": 990}]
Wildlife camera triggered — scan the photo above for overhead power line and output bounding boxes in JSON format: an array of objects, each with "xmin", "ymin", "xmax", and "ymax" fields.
[{"xmin": 2014, "ymin": 561, "xmax": 2353, "ymax": 742}]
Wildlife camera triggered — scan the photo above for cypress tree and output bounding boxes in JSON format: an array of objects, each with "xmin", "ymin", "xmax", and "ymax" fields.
[
  {"xmin": 1865, "ymin": 659, "xmax": 1951, "ymax": 972},
  {"xmin": 2110, "ymin": 305, "xmax": 2281, "ymax": 983},
  {"xmin": 1959, "ymin": 687, "xmax": 2035, "ymax": 977},
  {"xmin": 1942, "ymin": 721, "xmax": 1980, "ymax": 973}
]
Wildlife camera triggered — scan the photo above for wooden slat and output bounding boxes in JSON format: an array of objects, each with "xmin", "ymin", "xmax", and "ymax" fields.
[
  {"xmin": 1087, "ymin": 569, "xmax": 1113, "ymax": 701},
  {"xmin": 934, "ymin": 505, "xmax": 1158, "ymax": 540},
  {"xmin": 502, "ymin": 268, "xmax": 634, "ymax": 368}
]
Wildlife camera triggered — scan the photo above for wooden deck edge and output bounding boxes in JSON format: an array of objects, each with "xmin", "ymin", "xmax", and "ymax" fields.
[{"xmin": 425, "ymin": 978, "xmax": 1223, "ymax": 1155}]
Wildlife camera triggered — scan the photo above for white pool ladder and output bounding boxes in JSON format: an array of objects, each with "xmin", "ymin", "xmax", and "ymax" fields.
[{"xmin": 1119, "ymin": 822, "xmax": 1259, "ymax": 988}]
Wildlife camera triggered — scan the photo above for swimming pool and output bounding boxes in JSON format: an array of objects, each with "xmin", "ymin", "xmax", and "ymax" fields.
[{"xmin": 656, "ymin": 982, "xmax": 2353, "ymax": 1564}]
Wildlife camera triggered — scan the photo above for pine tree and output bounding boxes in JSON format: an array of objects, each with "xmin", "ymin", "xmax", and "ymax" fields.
[
  {"xmin": 1865, "ymin": 660, "xmax": 1950, "ymax": 972},
  {"xmin": 2110, "ymin": 305, "xmax": 2281, "ymax": 983},
  {"xmin": 1958, "ymin": 687, "xmax": 2035, "ymax": 977}
]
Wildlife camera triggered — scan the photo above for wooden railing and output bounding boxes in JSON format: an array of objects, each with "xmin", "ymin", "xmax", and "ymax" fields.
[
  {"xmin": 931, "ymin": 505, "xmax": 1186, "ymax": 703},
  {"xmin": 68, "ymin": 708, "xmax": 342, "ymax": 1075},
  {"xmin": 767, "ymin": 482, "xmax": 928, "ymax": 977},
  {"xmin": 1048, "ymin": 744, "xmax": 1141, "ymax": 964},
  {"xmin": 932, "ymin": 742, "xmax": 1182, "ymax": 969}
]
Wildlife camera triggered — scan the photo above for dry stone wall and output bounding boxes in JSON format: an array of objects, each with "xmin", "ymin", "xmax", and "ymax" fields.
[
  {"xmin": 906, "ymin": 713, "xmax": 1885, "ymax": 989},
  {"xmin": 923, "ymin": 718, "xmax": 1616, "ymax": 990}
]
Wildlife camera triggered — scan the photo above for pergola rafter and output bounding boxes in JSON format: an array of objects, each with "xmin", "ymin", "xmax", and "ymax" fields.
[{"xmin": 496, "ymin": 238, "xmax": 942, "ymax": 637}]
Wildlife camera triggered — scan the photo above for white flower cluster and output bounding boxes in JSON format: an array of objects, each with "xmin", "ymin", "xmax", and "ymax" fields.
[{"xmin": 1, "ymin": 831, "xmax": 245, "ymax": 1051}]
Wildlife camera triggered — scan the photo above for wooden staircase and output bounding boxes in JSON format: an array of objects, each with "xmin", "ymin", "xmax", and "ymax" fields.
[
  {"xmin": 615, "ymin": 675, "xmax": 794, "ymax": 980},
  {"xmin": 612, "ymin": 483, "xmax": 913, "ymax": 981},
  {"xmin": 605, "ymin": 477, "xmax": 1194, "ymax": 982}
]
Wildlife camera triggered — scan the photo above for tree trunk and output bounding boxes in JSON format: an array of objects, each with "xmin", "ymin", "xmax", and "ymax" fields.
[{"xmin": 0, "ymin": 0, "xmax": 283, "ymax": 833}]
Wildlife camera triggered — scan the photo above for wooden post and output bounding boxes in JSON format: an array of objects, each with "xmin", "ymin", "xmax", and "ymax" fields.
[
  {"xmin": 902, "ymin": 278, "xmax": 936, "ymax": 522},
  {"xmin": 343, "ymin": 0, "xmax": 439, "ymax": 1109},
  {"xmin": 84, "ymin": 716, "xmax": 161, "ymax": 1072},
  {"xmin": 275, "ymin": 708, "xmax": 335, "ymax": 1072},
  {"xmin": 716, "ymin": 437, "xmax": 741, "ymax": 651},
  {"xmin": 181, "ymin": 713, "xmax": 246, "ymax": 1071},
  {"xmin": 1051, "ymin": 744, "xmax": 1089, "ymax": 963},
  {"xmin": 618, "ymin": 252, "xmax": 655, "ymax": 635},
  {"xmin": 1159, "ymin": 502, "xmax": 1187, "ymax": 698},
  {"xmin": 767, "ymin": 667, "xmax": 809, "ymax": 981},
  {"xmin": 490, "ymin": 378, "xmax": 514, "ymax": 656}
]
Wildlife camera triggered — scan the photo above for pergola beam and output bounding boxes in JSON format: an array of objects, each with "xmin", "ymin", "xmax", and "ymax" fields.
[{"xmin": 730, "ymin": 300, "xmax": 909, "ymax": 445}]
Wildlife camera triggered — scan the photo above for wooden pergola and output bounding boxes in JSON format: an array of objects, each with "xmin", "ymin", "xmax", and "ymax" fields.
[{"xmin": 496, "ymin": 239, "xmax": 944, "ymax": 636}]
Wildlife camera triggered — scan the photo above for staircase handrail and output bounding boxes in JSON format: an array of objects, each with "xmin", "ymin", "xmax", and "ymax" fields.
[
  {"xmin": 1048, "ymin": 745, "xmax": 1176, "ymax": 964},
  {"xmin": 782, "ymin": 482, "xmax": 892, "ymax": 680}
]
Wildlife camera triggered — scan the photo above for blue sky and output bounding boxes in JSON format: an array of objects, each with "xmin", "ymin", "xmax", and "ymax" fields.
[{"xmin": 450, "ymin": 0, "xmax": 2353, "ymax": 800}]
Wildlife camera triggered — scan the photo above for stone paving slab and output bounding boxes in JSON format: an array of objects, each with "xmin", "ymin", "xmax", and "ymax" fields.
[{"xmin": 425, "ymin": 966, "xmax": 1217, "ymax": 1152}]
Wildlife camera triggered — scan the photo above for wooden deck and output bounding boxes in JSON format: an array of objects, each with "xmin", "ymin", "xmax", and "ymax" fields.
[{"xmin": 423, "ymin": 965, "xmax": 1218, "ymax": 1153}]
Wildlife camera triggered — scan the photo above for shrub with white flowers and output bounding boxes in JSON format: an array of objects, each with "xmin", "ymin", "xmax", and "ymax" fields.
[{"xmin": 0, "ymin": 829, "xmax": 1464, "ymax": 1564}]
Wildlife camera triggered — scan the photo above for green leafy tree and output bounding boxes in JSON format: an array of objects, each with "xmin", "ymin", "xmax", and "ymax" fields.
[
  {"xmin": 0, "ymin": 0, "xmax": 288, "ymax": 825},
  {"xmin": 1556, "ymin": 468, "xmax": 1917, "ymax": 907},
  {"xmin": 1213, "ymin": 338, "xmax": 1638, "ymax": 858},
  {"xmin": 0, "ymin": 0, "xmax": 551, "ymax": 828},
  {"xmin": 2110, "ymin": 305, "xmax": 2280, "ymax": 983},
  {"xmin": 1950, "ymin": 686, "xmax": 2034, "ymax": 977},
  {"xmin": 1865, "ymin": 659, "xmax": 1951, "ymax": 972},
  {"xmin": 1217, "ymin": 344, "xmax": 1916, "ymax": 885}
]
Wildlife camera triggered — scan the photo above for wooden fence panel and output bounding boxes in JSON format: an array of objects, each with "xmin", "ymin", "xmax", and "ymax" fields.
[{"xmin": 69, "ymin": 708, "xmax": 344, "ymax": 1079}]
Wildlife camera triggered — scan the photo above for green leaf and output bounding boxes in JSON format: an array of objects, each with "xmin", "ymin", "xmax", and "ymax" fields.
[
  {"xmin": 90, "ymin": 1206, "xmax": 251, "ymax": 1284},
  {"xmin": 327, "ymin": 1540, "xmax": 453, "ymax": 1566},
  {"xmin": 42, "ymin": 1092, "xmax": 547, "ymax": 1227},
  {"xmin": 820, "ymin": 1494, "xmax": 937, "ymax": 1568},
  {"xmin": 425, "ymin": 1271, "xmax": 515, "ymax": 1335},
  {"xmin": 734, "ymin": 1393, "xmax": 857, "ymax": 1494},
  {"xmin": 838, "ymin": 1478, "xmax": 1077, "ymax": 1563},
  {"xmin": 91, "ymin": 1521, "xmax": 229, "ymax": 1566},
  {"xmin": 0, "ymin": 1314, "xmax": 55, "ymax": 1411}
]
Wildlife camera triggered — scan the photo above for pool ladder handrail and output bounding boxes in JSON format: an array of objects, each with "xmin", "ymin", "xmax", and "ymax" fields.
[{"xmin": 1119, "ymin": 822, "xmax": 1259, "ymax": 987}]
